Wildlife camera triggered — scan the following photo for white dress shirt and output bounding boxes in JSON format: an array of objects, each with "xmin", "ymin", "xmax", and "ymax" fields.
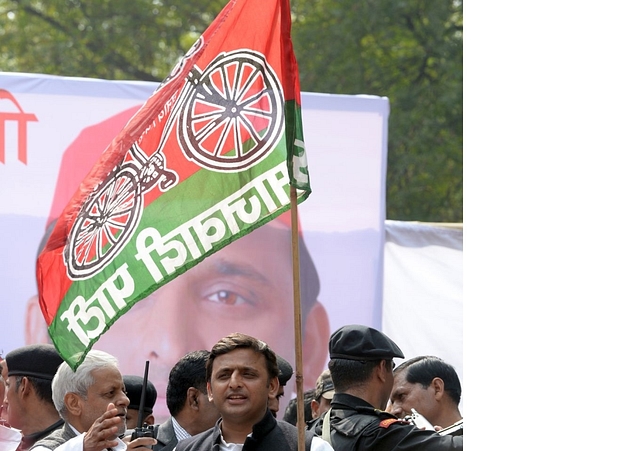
[{"xmin": 36, "ymin": 424, "xmax": 127, "ymax": 451}]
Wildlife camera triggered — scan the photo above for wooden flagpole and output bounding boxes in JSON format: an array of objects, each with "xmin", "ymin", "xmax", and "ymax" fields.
[{"xmin": 289, "ymin": 184, "xmax": 305, "ymax": 451}]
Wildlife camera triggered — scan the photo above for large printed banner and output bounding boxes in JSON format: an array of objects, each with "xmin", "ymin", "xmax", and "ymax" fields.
[{"xmin": 0, "ymin": 71, "xmax": 388, "ymax": 421}]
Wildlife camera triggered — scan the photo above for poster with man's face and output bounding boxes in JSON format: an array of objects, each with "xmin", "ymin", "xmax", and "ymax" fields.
[{"xmin": 0, "ymin": 72, "xmax": 388, "ymax": 421}]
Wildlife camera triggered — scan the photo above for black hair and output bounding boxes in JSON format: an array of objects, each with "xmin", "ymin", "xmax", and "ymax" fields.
[
  {"xmin": 394, "ymin": 356, "xmax": 462, "ymax": 405},
  {"xmin": 327, "ymin": 359, "xmax": 380, "ymax": 392},
  {"xmin": 16, "ymin": 375, "xmax": 55, "ymax": 406},
  {"xmin": 166, "ymin": 350, "xmax": 210, "ymax": 417}
]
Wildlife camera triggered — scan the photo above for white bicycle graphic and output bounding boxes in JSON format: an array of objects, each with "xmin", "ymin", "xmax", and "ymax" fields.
[{"xmin": 64, "ymin": 49, "xmax": 285, "ymax": 280}]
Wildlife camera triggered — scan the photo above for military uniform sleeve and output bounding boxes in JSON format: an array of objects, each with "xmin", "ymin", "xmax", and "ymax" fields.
[{"xmin": 363, "ymin": 419, "xmax": 463, "ymax": 450}]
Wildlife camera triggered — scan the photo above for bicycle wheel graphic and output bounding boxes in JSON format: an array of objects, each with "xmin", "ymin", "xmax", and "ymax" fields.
[
  {"xmin": 65, "ymin": 167, "xmax": 142, "ymax": 280},
  {"xmin": 177, "ymin": 50, "xmax": 284, "ymax": 171}
]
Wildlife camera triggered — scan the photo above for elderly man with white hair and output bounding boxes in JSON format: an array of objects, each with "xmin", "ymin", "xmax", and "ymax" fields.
[{"xmin": 30, "ymin": 350, "xmax": 156, "ymax": 451}]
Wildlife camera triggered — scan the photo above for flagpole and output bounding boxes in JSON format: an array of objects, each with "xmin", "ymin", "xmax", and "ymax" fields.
[{"xmin": 289, "ymin": 184, "xmax": 305, "ymax": 451}]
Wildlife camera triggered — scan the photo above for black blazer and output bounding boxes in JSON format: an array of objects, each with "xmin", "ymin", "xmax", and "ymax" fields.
[{"xmin": 152, "ymin": 419, "xmax": 178, "ymax": 451}]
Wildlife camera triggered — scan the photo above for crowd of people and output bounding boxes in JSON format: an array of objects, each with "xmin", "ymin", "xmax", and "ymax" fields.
[{"xmin": 1, "ymin": 325, "xmax": 463, "ymax": 450}]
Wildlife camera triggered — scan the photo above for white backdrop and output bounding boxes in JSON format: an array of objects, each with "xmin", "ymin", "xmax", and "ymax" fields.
[{"xmin": 382, "ymin": 221, "xmax": 463, "ymax": 411}]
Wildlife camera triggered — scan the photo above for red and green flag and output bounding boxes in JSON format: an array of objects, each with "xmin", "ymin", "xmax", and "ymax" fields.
[{"xmin": 36, "ymin": 0, "xmax": 310, "ymax": 369}]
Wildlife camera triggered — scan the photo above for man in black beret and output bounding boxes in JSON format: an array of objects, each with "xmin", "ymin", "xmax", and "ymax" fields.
[
  {"xmin": 3, "ymin": 344, "xmax": 65, "ymax": 451},
  {"xmin": 318, "ymin": 324, "xmax": 463, "ymax": 450},
  {"xmin": 268, "ymin": 355, "xmax": 293, "ymax": 418},
  {"xmin": 123, "ymin": 375, "xmax": 158, "ymax": 429}
]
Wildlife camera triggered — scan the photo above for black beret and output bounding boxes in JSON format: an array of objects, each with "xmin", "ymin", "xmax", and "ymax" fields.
[
  {"xmin": 123, "ymin": 375, "xmax": 157, "ymax": 414},
  {"xmin": 329, "ymin": 325, "xmax": 404, "ymax": 361},
  {"xmin": 5, "ymin": 344, "xmax": 63, "ymax": 381},
  {"xmin": 276, "ymin": 355, "xmax": 293, "ymax": 386}
]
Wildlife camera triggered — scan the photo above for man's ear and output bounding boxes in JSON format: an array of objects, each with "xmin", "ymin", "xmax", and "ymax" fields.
[
  {"xmin": 64, "ymin": 392, "xmax": 82, "ymax": 417},
  {"xmin": 374, "ymin": 360, "xmax": 389, "ymax": 384},
  {"xmin": 187, "ymin": 387, "xmax": 200, "ymax": 410},
  {"xmin": 143, "ymin": 413, "xmax": 155, "ymax": 425},
  {"xmin": 17, "ymin": 377, "xmax": 32, "ymax": 399},
  {"xmin": 268, "ymin": 381, "xmax": 279, "ymax": 401},
  {"xmin": 310, "ymin": 399, "xmax": 320, "ymax": 419},
  {"xmin": 207, "ymin": 381, "xmax": 214, "ymax": 403},
  {"xmin": 431, "ymin": 377, "xmax": 445, "ymax": 401},
  {"xmin": 268, "ymin": 376, "xmax": 279, "ymax": 399},
  {"xmin": 302, "ymin": 301, "xmax": 330, "ymax": 391},
  {"xmin": 25, "ymin": 294, "xmax": 50, "ymax": 344}
]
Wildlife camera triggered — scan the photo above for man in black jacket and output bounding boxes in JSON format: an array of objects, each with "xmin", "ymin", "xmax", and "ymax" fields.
[
  {"xmin": 152, "ymin": 351, "xmax": 219, "ymax": 451},
  {"xmin": 3, "ymin": 344, "xmax": 64, "ymax": 451},
  {"xmin": 175, "ymin": 333, "xmax": 331, "ymax": 451},
  {"xmin": 322, "ymin": 325, "xmax": 463, "ymax": 450}
]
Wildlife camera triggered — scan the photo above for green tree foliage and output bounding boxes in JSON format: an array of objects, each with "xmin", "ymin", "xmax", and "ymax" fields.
[
  {"xmin": 0, "ymin": 0, "xmax": 461, "ymax": 222},
  {"xmin": 0, "ymin": 0, "xmax": 225, "ymax": 79}
]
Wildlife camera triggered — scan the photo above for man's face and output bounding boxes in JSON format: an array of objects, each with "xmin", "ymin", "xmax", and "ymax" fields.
[
  {"xmin": 125, "ymin": 409, "xmax": 155, "ymax": 429},
  {"xmin": 77, "ymin": 367, "xmax": 129, "ymax": 436},
  {"xmin": 388, "ymin": 371, "xmax": 436, "ymax": 421},
  {"xmin": 4, "ymin": 376, "xmax": 23, "ymax": 428},
  {"xmin": 91, "ymin": 224, "xmax": 326, "ymax": 421},
  {"xmin": 207, "ymin": 348, "xmax": 277, "ymax": 427},
  {"xmin": 124, "ymin": 408, "xmax": 141, "ymax": 429}
]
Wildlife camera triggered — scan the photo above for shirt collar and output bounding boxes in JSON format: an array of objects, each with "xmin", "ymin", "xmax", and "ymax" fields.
[{"xmin": 171, "ymin": 417, "xmax": 191, "ymax": 441}]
